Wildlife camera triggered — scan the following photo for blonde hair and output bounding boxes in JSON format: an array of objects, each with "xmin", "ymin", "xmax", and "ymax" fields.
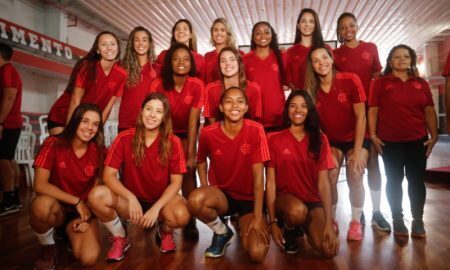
[{"xmin": 210, "ymin": 18, "xmax": 238, "ymax": 48}]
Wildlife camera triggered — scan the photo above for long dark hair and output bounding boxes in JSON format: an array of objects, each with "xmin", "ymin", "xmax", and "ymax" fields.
[
  {"xmin": 284, "ymin": 90, "xmax": 322, "ymax": 160},
  {"xmin": 293, "ymin": 8, "xmax": 325, "ymax": 46},
  {"xmin": 336, "ymin": 12, "xmax": 357, "ymax": 44},
  {"xmin": 170, "ymin": 19, "xmax": 197, "ymax": 52},
  {"xmin": 218, "ymin": 46, "xmax": 247, "ymax": 90},
  {"xmin": 383, "ymin": 44, "xmax": 419, "ymax": 76},
  {"xmin": 250, "ymin": 21, "xmax": 286, "ymax": 85},
  {"xmin": 161, "ymin": 43, "xmax": 197, "ymax": 90},
  {"xmin": 65, "ymin": 31, "xmax": 120, "ymax": 93}
]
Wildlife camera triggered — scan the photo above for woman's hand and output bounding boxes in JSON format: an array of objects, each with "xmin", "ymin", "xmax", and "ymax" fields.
[
  {"xmin": 371, "ymin": 136, "xmax": 385, "ymax": 155},
  {"xmin": 140, "ymin": 205, "xmax": 161, "ymax": 228},
  {"xmin": 127, "ymin": 195, "xmax": 143, "ymax": 225},
  {"xmin": 349, "ymin": 149, "xmax": 367, "ymax": 175},
  {"xmin": 186, "ymin": 155, "xmax": 196, "ymax": 171},
  {"xmin": 322, "ymin": 222, "xmax": 339, "ymax": 256},
  {"xmin": 75, "ymin": 200, "xmax": 91, "ymax": 222},
  {"xmin": 424, "ymin": 137, "xmax": 437, "ymax": 157},
  {"xmin": 246, "ymin": 216, "xmax": 270, "ymax": 247},
  {"xmin": 72, "ymin": 218, "xmax": 90, "ymax": 233},
  {"xmin": 269, "ymin": 223, "xmax": 285, "ymax": 249}
]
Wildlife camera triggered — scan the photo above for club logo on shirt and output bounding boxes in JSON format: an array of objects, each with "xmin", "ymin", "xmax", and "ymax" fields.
[
  {"xmin": 108, "ymin": 81, "xmax": 118, "ymax": 89},
  {"xmin": 337, "ymin": 91, "xmax": 349, "ymax": 103},
  {"xmin": 385, "ymin": 83, "xmax": 394, "ymax": 90},
  {"xmin": 184, "ymin": 93, "xmax": 193, "ymax": 105},
  {"xmin": 411, "ymin": 81, "xmax": 422, "ymax": 90},
  {"xmin": 316, "ymin": 101, "xmax": 322, "ymax": 108},
  {"xmin": 214, "ymin": 148, "xmax": 223, "ymax": 156},
  {"xmin": 240, "ymin": 142, "xmax": 251, "ymax": 155},
  {"xmin": 361, "ymin": 51, "xmax": 371, "ymax": 61},
  {"xmin": 59, "ymin": 161, "xmax": 66, "ymax": 169},
  {"xmin": 149, "ymin": 69, "xmax": 157, "ymax": 78},
  {"xmin": 85, "ymin": 164, "xmax": 95, "ymax": 177},
  {"xmin": 271, "ymin": 63, "xmax": 279, "ymax": 72},
  {"xmin": 249, "ymin": 67, "xmax": 255, "ymax": 73},
  {"xmin": 282, "ymin": 148, "xmax": 292, "ymax": 155},
  {"xmin": 294, "ymin": 55, "xmax": 300, "ymax": 60}
]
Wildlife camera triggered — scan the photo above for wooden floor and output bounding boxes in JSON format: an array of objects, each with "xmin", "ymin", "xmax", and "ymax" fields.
[{"xmin": 1, "ymin": 136, "xmax": 450, "ymax": 270}]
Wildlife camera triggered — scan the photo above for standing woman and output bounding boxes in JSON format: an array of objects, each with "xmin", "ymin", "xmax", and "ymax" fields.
[
  {"xmin": 368, "ymin": 44, "xmax": 437, "ymax": 237},
  {"xmin": 204, "ymin": 46, "xmax": 262, "ymax": 124},
  {"xmin": 118, "ymin": 26, "xmax": 160, "ymax": 132},
  {"xmin": 334, "ymin": 12, "xmax": 390, "ymax": 231},
  {"xmin": 204, "ymin": 18, "xmax": 243, "ymax": 85},
  {"xmin": 88, "ymin": 93, "xmax": 190, "ymax": 260},
  {"xmin": 188, "ymin": 87, "xmax": 270, "ymax": 262},
  {"xmin": 30, "ymin": 104, "xmax": 104, "ymax": 269},
  {"xmin": 48, "ymin": 31, "xmax": 126, "ymax": 135},
  {"xmin": 244, "ymin": 21, "xmax": 288, "ymax": 132},
  {"xmin": 156, "ymin": 19, "xmax": 205, "ymax": 80},
  {"xmin": 150, "ymin": 43, "xmax": 204, "ymax": 237},
  {"xmin": 305, "ymin": 46, "xmax": 369, "ymax": 241},
  {"xmin": 266, "ymin": 90, "xmax": 339, "ymax": 257},
  {"xmin": 286, "ymin": 8, "xmax": 328, "ymax": 90}
]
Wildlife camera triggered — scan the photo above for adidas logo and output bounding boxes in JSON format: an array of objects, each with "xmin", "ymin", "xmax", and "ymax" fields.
[
  {"xmin": 214, "ymin": 149, "xmax": 223, "ymax": 156},
  {"xmin": 282, "ymin": 148, "xmax": 292, "ymax": 155}
]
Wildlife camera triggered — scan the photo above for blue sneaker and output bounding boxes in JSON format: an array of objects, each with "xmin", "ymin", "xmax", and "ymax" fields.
[
  {"xmin": 205, "ymin": 224, "xmax": 235, "ymax": 258},
  {"xmin": 371, "ymin": 211, "xmax": 391, "ymax": 232}
]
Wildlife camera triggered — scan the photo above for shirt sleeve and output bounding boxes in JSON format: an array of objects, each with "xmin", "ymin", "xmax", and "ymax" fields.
[
  {"xmin": 422, "ymin": 80, "xmax": 434, "ymax": 106},
  {"xmin": 248, "ymin": 83, "xmax": 263, "ymax": 118},
  {"xmin": 442, "ymin": 53, "xmax": 450, "ymax": 77},
  {"xmin": 33, "ymin": 137, "xmax": 57, "ymax": 170},
  {"xmin": 318, "ymin": 134, "xmax": 335, "ymax": 170},
  {"xmin": 169, "ymin": 136, "xmax": 187, "ymax": 174},
  {"xmin": 191, "ymin": 79, "xmax": 205, "ymax": 109},
  {"xmin": 252, "ymin": 124, "xmax": 270, "ymax": 164},
  {"xmin": 104, "ymin": 135, "xmax": 125, "ymax": 169},
  {"xmin": 266, "ymin": 133, "xmax": 277, "ymax": 168},
  {"xmin": 368, "ymin": 79, "xmax": 380, "ymax": 107},
  {"xmin": 196, "ymin": 129, "xmax": 208, "ymax": 163},
  {"xmin": 203, "ymin": 84, "xmax": 213, "ymax": 117},
  {"xmin": 350, "ymin": 73, "xmax": 367, "ymax": 103},
  {"xmin": 0, "ymin": 65, "xmax": 19, "ymax": 88},
  {"xmin": 74, "ymin": 62, "xmax": 88, "ymax": 88},
  {"xmin": 371, "ymin": 43, "xmax": 383, "ymax": 73}
]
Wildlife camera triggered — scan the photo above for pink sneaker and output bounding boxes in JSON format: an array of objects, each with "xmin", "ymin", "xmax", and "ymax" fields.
[
  {"xmin": 332, "ymin": 218, "xmax": 340, "ymax": 235},
  {"xmin": 106, "ymin": 236, "xmax": 130, "ymax": 262},
  {"xmin": 347, "ymin": 220, "xmax": 363, "ymax": 241},
  {"xmin": 158, "ymin": 226, "xmax": 176, "ymax": 253}
]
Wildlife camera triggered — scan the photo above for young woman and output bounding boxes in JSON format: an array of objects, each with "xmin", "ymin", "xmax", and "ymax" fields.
[
  {"xmin": 30, "ymin": 103, "xmax": 105, "ymax": 269},
  {"xmin": 118, "ymin": 26, "xmax": 160, "ymax": 132},
  {"xmin": 334, "ymin": 12, "xmax": 390, "ymax": 232},
  {"xmin": 188, "ymin": 87, "xmax": 270, "ymax": 262},
  {"xmin": 243, "ymin": 21, "xmax": 288, "ymax": 132},
  {"xmin": 266, "ymin": 90, "xmax": 339, "ymax": 257},
  {"xmin": 204, "ymin": 18, "xmax": 243, "ymax": 85},
  {"xmin": 204, "ymin": 46, "xmax": 262, "ymax": 124},
  {"xmin": 305, "ymin": 46, "xmax": 369, "ymax": 241},
  {"xmin": 156, "ymin": 19, "xmax": 205, "ymax": 80},
  {"xmin": 150, "ymin": 43, "xmax": 204, "ymax": 237},
  {"xmin": 286, "ymin": 8, "xmax": 329, "ymax": 90},
  {"xmin": 88, "ymin": 93, "xmax": 190, "ymax": 260},
  {"xmin": 47, "ymin": 31, "xmax": 126, "ymax": 135},
  {"xmin": 368, "ymin": 44, "xmax": 438, "ymax": 238}
]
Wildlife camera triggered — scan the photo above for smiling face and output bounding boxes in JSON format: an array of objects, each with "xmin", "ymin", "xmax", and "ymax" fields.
[
  {"xmin": 75, "ymin": 110, "xmax": 100, "ymax": 143},
  {"xmin": 298, "ymin": 12, "xmax": 315, "ymax": 37},
  {"xmin": 288, "ymin": 95, "xmax": 308, "ymax": 126},
  {"xmin": 212, "ymin": 22, "xmax": 228, "ymax": 46},
  {"xmin": 97, "ymin": 33, "xmax": 119, "ymax": 61},
  {"xmin": 133, "ymin": 30, "xmax": 150, "ymax": 56},
  {"xmin": 174, "ymin": 21, "xmax": 192, "ymax": 45},
  {"xmin": 220, "ymin": 88, "xmax": 248, "ymax": 123},
  {"xmin": 219, "ymin": 50, "xmax": 239, "ymax": 78},
  {"xmin": 311, "ymin": 48, "xmax": 333, "ymax": 76},
  {"xmin": 171, "ymin": 48, "xmax": 191, "ymax": 76},
  {"xmin": 141, "ymin": 99, "xmax": 164, "ymax": 132},
  {"xmin": 252, "ymin": 23, "xmax": 272, "ymax": 48},
  {"xmin": 338, "ymin": 16, "xmax": 358, "ymax": 43},
  {"xmin": 390, "ymin": 48, "xmax": 412, "ymax": 72}
]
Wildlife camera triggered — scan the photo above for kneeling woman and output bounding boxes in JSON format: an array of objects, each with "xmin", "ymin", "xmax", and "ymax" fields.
[
  {"xmin": 30, "ymin": 104, "xmax": 105, "ymax": 269},
  {"xmin": 266, "ymin": 90, "xmax": 339, "ymax": 257},
  {"xmin": 89, "ymin": 93, "xmax": 190, "ymax": 261},
  {"xmin": 188, "ymin": 87, "xmax": 270, "ymax": 262}
]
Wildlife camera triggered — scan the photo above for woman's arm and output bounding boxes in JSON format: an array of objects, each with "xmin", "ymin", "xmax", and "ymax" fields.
[
  {"xmin": 197, "ymin": 162, "xmax": 208, "ymax": 187},
  {"xmin": 368, "ymin": 107, "xmax": 384, "ymax": 155},
  {"xmin": 186, "ymin": 107, "xmax": 201, "ymax": 169},
  {"xmin": 247, "ymin": 163, "xmax": 269, "ymax": 245},
  {"xmin": 66, "ymin": 87, "xmax": 85, "ymax": 125},
  {"xmin": 424, "ymin": 106, "xmax": 438, "ymax": 157},
  {"xmin": 102, "ymin": 96, "xmax": 119, "ymax": 123},
  {"xmin": 266, "ymin": 167, "xmax": 284, "ymax": 248},
  {"xmin": 351, "ymin": 102, "xmax": 367, "ymax": 174}
]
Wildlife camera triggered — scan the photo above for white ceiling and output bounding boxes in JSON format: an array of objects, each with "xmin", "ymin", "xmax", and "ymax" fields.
[{"xmin": 51, "ymin": 0, "xmax": 450, "ymax": 63}]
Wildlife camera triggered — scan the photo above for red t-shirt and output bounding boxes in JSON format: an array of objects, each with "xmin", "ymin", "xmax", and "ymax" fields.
[
  {"xmin": 149, "ymin": 77, "xmax": 205, "ymax": 133},
  {"xmin": 0, "ymin": 63, "xmax": 22, "ymax": 129},
  {"xmin": 286, "ymin": 43, "xmax": 333, "ymax": 90},
  {"xmin": 203, "ymin": 80, "xmax": 262, "ymax": 121},
  {"xmin": 156, "ymin": 49, "xmax": 205, "ymax": 80},
  {"xmin": 316, "ymin": 72, "xmax": 366, "ymax": 142},
  {"xmin": 368, "ymin": 74, "xmax": 434, "ymax": 141},
  {"xmin": 243, "ymin": 50, "xmax": 288, "ymax": 128},
  {"xmin": 118, "ymin": 62, "xmax": 160, "ymax": 130},
  {"xmin": 105, "ymin": 129, "xmax": 186, "ymax": 203},
  {"xmin": 197, "ymin": 120, "xmax": 270, "ymax": 201},
  {"xmin": 48, "ymin": 62, "xmax": 127, "ymax": 125},
  {"xmin": 334, "ymin": 41, "xmax": 382, "ymax": 95},
  {"xmin": 203, "ymin": 49, "xmax": 245, "ymax": 85},
  {"xmin": 34, "ymin": 137, "xmax": 103, "ymax": 201},
  {"xmin": 443, "ymin": 52, "xmax": 450, "ymax": 76},
  {"xmin": 267, "ymin": 130, "xmax": 334, "ymax": 203}
]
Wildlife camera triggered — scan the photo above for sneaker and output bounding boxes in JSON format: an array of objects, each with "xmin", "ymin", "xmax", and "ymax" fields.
[
  {"xmin": 347, "ymin": 220, "xmax": 363, "ymax": 241},
  {"xmin": 411, "ymin": 219, "xmax": 426, "ymax": 238},
  {"xmin": 0, "ymin": 201, "xmax": 20, "ymax": 217},
  {"xmin": 34, "ymin": 244, "xmax": 56, "ymax": 270},
  {"xmin": 283, "ymin": 228, "xmax": 298, "ymax": 254},
  {"xmin": 371, "ymin": 211, "xmax": 391, "ymax": 232},
  {"xmin": 393, "ymin": 218, "xmax": 409, "ymax": 237},
  {"xmin": 106, "ymin": 236, "xmax": 130, "ymax": 262},
  {"xmin": 205, "ymin": 223, "xmax": 235, "ymax": 258},
  {"xmin": 53, "ymin": 226, "xmax": 68, "ymax": 241},
  {"xmin": 158, "ymin": 225, "xmax": 176, "ymax": 253},
  {"xmin": 360, "ymin": 211, "xmax": 366, "ymax": 225},
  {"xmin": 332, "ymin": 218, "xmax": 340, "ymax": 234},
  {"xmin": 183, "ymin": 219, "xmax": 199, "ymax": 240}
]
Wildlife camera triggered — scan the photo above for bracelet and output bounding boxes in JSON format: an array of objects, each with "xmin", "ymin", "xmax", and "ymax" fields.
[
  {"xmin": 74, "ymin": 198, "xmax": 82, "ymax": 206},
  {"xmin": 269, "ymin": 219, "xmax": 278, "ymax": 226},
  {"xmin": 370, "ymin": 134, "xmax": 377, "ymax": 139}
]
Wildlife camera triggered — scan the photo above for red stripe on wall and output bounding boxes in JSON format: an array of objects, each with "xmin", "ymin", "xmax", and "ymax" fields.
[{"xmin": 12, "ymin": 50, "xmax": 73, "ymax": 76}]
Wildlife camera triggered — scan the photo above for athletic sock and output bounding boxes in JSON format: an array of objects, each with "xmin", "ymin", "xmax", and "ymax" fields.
[
  {"xmin": 207, "ymin": 216, "xmax": 227, "ymax": 234},
  {"xmin": 104, "ymin": 216, "xmax": 126, "ymax": 237},
  {"xmin": 351, "ymin": 207, "xmax": 363, "ymax": 222},
  {"xmin": 370, "ymin": 190, "xmax": 381, "ymax": 213},
  {"xmin": 34, "ymin": 228, "xmax": 55, "ymax": 245}
]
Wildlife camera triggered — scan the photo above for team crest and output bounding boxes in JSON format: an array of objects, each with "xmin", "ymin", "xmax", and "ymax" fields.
[
  {"xmin": 240, "ymin": 142, "xmax": 251, "ymax": 155},
  {"xmin": 108, "ymin": 81, "xmax": 118, "ymax": 89},
  {"xmin": 361, "ymin": 51, "xmax": 371, "ymax": 61},
  {"xmin": 271, "ymin": 63, "xmax": 279, "ymax": 72},
  {"xmin": 184, "ymin": 93, "xmax": 193, "ymax": 104},
  {"xmin": 411, "ymin": 81, "xmax": 422, "ymax": 90},
  {"xmin": 149, "ymin": 69, "xmax": 157, "ymax": 78},
  {"xmin": 337, "ymin": 92, "xmax": 349, "ymax": 103},
  {"xmin": 85, "ymin": 164, "xmax": 95, "ymax": 177},
  {"xmin": 59, "ymin": 161, "xmax": 66, "ymax": 169}
]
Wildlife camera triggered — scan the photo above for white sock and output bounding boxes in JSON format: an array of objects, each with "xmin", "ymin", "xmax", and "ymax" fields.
[
  {"xmin": 207, "ymin": 216, "xmax": 227, "ymax": 234},
  {"xmin": 351, "ymin": 207, "xmax": 363, "ymax": 222},
  {"xmin": 104, "ymin": 216, "xmax": 126, "ymax": 237},
  {"xmin": 34, "ymin": 228, "xmax": 55, "ymax": 246},
  {"xmin": 370, "ymin": 190, "xmax": 381, "ymax": 213},
  {"xmin": 332, "ymin": 204, "xmax": 337, "ymax": 218}
]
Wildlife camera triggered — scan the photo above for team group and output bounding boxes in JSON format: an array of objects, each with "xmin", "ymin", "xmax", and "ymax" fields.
[{"xmin": 0, "ymin": 7, "xmax": 446, "ymax": 269}]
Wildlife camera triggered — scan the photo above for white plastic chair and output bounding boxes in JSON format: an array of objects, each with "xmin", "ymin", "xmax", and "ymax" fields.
[
  {"xmin": 22, "ymin": 115, "xmax": 30, "ymax": 124},
  {"xmin": 22, "ymin": 123, "xmax": 32, "ymax": 133},
  {"xmin": 104, "ymin": 120, "xmax": 118, "ymax": 147},
  {"xmin": 15, "ymin": 131, "xmax": 36, "ymax": 187},
  {"xmin": 38, "ymin": 115, "xmax": 49, "ymax": 145}
]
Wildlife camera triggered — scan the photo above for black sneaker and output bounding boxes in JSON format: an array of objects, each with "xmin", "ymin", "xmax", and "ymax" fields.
[
  {"xmin": 371, "ymin": 211, "xmax": 391, "ymax": 232},
  {"xmin": 0, "ymin": 201, "xmax": 20, "ymax": 217},
  {"xmin": 411, "ymin": 219, "xmax": 426, "ymax": 238},
  {"xmin": 283, "ymin": 228, "xmax": 298, "ymax": 254},
  {"xmin": 205, "ymin": 224, "xmax": 235, "ymax": 258},
  {"xmin": 393, "ymin": 218, "xmax": 408, "ymax": 237},
  {"xmin": 183, "ymin": 219, "xmax": 199, "ymax": 240}
]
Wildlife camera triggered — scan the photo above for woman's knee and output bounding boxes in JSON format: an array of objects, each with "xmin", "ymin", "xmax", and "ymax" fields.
[
  {"xmin": 166, "ymin": 204, "xmax": 191, "ymax": 228},
  {"xmin": 77, "ymin": 249, "xmax": 100, "ymax": 266},
  {"xmin": 284, "ymin": 203, "xmax": 307, "ymax": 226},
  {"xmin": 30, "ymin": 195, "xmax": 58, "ymax": 220},
  {"xmin": 187, "ymin": 188, "xmax": 207, "ymax": 214},
  {"xmin": 87, "ymin": 185, "xmax": 110, "ymax": 209},
  {"xmin": 246, "ymin": 244, "xmax": 268, "ymax": 263}
]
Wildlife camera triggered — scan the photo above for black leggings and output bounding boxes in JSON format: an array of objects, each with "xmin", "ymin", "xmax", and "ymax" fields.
[{"xmin": 381, "ymin": 137, "xmax": 427, "ymax": 220}]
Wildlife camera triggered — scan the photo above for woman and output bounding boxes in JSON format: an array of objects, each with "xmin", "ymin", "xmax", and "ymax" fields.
[
  {"xmin": 204, "ymin": 18, "xmax": 243, "ymax": 85},
  {"xmin": 266, "ymin": 90, "xmax": 339, "ymax": 257},
  {"xmin": 30, "ymin": 103, "xmax": 104, "ymax": 269},
  {"xmin": 156, "ymin": 19, "xmax": 205, "ymax": 79},
  {"xmin": 286, "ymin": 8, "xmax": 329, "ymax": 90},
  {"xmin": 305, "ymin": 46, "xmax": 368, "ymax": 241},
  {"xmin": 118, "ymin": 26, "xmax": 160, "ymax": 132},
  {"xmin": 88, "ymin": 93, "xmax": 190, "ymax": 260},
  {"xmin": 243, "ymin": 21, "xmax": 288, "ymax": 132},
  {"xmin": 47, "ymin": 31, "xmax": 126, "ymax": 135},
  {"xmin": 368, "ymin": 44, "xmax": 437, "ymax": 238},
  {"xmin": 204, "ymin": 46, "xmax": 262, "ymax": 124},
  {"xmin": 334, "ymin": 12, "xmax": 389, "ymax": 231},
  {"xmin": 188, "ymin": 87, "xmax": 270, "ymax": 262}
]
